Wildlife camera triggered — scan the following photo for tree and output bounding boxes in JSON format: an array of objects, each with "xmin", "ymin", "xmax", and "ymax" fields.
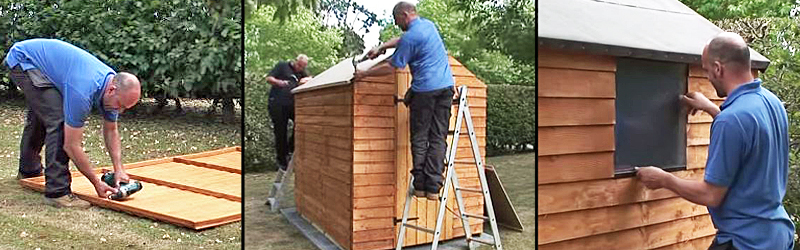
[{"xmin": 680, "ymin": 0, "xmax": 796, "ymax": 20}]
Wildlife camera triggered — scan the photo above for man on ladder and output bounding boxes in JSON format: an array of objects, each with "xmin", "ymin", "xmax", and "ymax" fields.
[
  {"xmin": 355, "ymin": 1, "xmax": 454, "ymax": 201},
  {"xmin": 356, "ymin": 2, "xmax": 502, "ymax": 249}
]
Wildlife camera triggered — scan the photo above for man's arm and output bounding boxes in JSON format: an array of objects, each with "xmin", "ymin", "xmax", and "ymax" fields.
[
  {"xmin": 366, "ymin": 38, "xmax": 401, "ymax": 59},
  {"xmin": 64, "ymin": 125, "xmax": 117, "ymax": 197},
  {"xmin": 103, "ymin": 120, "xmax": 129, "ymax": 187},
  {"xmin": 266, "ymin": 76, "xmax": 288, "ymax": 87},
  {"xmin": 636, "ymin": 166, "xmax": 728, "ymax": 207}
]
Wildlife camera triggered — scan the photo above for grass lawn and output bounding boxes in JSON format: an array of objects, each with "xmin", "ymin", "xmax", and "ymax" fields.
[
  {"xmin": 244, "ymin": 152, "xmax": 535, "ymax": 249},
  {"xmin": 0, "ymin": 98, "xmax": 241, "ymax": 249}
]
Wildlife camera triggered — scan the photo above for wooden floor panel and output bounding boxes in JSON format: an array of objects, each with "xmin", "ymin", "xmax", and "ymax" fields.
[{"xmin": 19, "ymin": 147, "xmax": 241, "ymax": 230}]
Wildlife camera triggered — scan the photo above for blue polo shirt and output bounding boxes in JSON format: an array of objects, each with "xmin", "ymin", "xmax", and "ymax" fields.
[
  {"xmin": 390, "ymin": 18, "xmax": 454, "ymax": 92},
  {"xmin": 705, "ymin": 79, "xmax": 795, "ymax": 250},
  {"xmin": 5, "ymin": 39, "xmax": 118, "ymax": 128}
]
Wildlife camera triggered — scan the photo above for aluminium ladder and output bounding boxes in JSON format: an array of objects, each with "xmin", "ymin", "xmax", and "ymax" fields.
[
  {"xmin": 266, "ymin": 156, "xmax": 294, "ymax": 212},
  {"xmin": 396, "ymin": 85, "xmax": 502, "ymax": 250}
]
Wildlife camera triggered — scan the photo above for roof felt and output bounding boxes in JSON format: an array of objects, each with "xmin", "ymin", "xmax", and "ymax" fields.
[
  {"xmin": 291, "ymin": 49, "xmax": 396, "ymax": 94},
  {"xmin": 538, "ymin": 0, "xmax": 770, "ymax": 69}
]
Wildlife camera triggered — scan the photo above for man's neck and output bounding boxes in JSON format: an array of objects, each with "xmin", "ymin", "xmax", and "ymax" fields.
[{"xmin": 725, "ymin": 74, "xmax": 756, "ymax": 96}]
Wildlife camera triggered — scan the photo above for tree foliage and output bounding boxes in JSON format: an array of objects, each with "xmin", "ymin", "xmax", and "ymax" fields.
[
  {"xmin": 680, "ymin": 0, "xmax": 796, "ymax": 20},
  {"xmin": 0, "ymin": 0, "xmax": 242, "ymax": 102}
]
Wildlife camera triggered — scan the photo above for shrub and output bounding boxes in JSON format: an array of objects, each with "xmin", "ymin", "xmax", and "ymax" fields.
[{"xmin": 486, "ymin": 84, "xmax": 535, "ymax": 156}]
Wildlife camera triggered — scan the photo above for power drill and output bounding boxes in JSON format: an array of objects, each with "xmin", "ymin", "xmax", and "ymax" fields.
[{"xmin": 101, "ymin": 172, "xmax": 143, "ymax": 200}]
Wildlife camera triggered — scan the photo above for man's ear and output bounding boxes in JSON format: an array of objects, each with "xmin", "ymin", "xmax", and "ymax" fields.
[{"xmin": 107, "ymin": 83, "xmax": 117, "ymax": 96}]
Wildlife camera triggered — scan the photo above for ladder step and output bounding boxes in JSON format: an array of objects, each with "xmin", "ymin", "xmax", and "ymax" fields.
[
  {"xmin": 469, "ymin": 237, "xmax": 495, "ymax": 246},
  {"xmin": 273, "ymin": 183, "xmax": 282, "ymax": 189},
  {"xmin": 404, "ymin": 224, "xmax": 435, "ymax": 234},
  {"xmin": 463, "ymin": 213, "xmax": 489, "ymax": 220},
  {"xmin": 456, "ymin": 187, "xmax": 482, "ymax": 193},
  {"xmin": 266, "ymin": 197, "xmax": 275, "ymax": 205}
]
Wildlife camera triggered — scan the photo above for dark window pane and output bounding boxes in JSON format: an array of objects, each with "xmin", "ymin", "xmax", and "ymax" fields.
[{"xmin": 615, "ymin": 58, "xmax": 687, "ymax": 176}]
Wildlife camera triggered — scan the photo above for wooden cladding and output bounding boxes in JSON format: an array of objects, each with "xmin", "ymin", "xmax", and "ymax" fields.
[
  {"xmin": 538, "ymin": 47, "xmax": 719, "ymax": 249},
  {"xmin": 293, "ymin": 56, "xmax": 486, "ymax": 250},
  {"xmin": 19, "ymin": 147, "xmax": 242, "ymax": 230}
]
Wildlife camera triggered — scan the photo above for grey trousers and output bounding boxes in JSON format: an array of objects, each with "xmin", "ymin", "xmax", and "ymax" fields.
[
  {"xmin": 409, "ymin": 87, "xmax": 454, "ymax": 193},
  {"xmin": 11, "ymin": 66, "xmax": 72, "ymax": 198}
]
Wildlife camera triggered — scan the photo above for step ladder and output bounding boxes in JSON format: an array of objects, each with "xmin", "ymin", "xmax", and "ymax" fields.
[
  {"xmin": 266, "ymin": 156, "xmax": 294, "ymax": 212},
  {"xmin": 396, "ymin": 86, "xmax": 502, "ymax": 250}
]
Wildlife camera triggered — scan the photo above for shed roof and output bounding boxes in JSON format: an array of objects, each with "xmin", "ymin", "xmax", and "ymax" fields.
[
  {"xmin": 292, "ymin": 49, "xmax": 396, "ymax": 94},
  {"xmin": 538, "ymin": 0, "xmax": 770, "ymax": 69}
]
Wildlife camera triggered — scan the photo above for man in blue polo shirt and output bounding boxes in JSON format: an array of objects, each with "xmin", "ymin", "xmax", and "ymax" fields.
[
  {"xmin": 355, "ymin": 1, "xmax": 455, "ymax": 201},
  {"xmin": 637, "ymin": 32, "xmax": 795, "ymax": 250},
  {"xmin": 6, "ymin": 39, "xmax": 141, "ymax": 208}
]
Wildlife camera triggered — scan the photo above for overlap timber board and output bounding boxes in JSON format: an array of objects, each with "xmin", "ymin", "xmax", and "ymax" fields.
[{"xmin": 19, "ymin": 147, "xmax": 242, "ymax": 230}]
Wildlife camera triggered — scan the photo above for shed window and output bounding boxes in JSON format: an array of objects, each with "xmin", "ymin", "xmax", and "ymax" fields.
[{"xmin": 614, "ymin": 58, "xmax": 687, "ymax": 177}]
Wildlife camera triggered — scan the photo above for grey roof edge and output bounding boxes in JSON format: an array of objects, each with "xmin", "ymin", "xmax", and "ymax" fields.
[
  {"xmin": 538, "ymin": 37, "xmax": 770, "ymax": 70},
  {"xmin": 290, "ymin": 80, "xmax": 351, "ymax": 94}
]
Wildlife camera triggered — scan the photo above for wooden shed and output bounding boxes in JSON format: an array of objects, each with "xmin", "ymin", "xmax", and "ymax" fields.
[
  {"xmin": 290, "ymin": 50, "xmax": 488, "ymax": 250},
  {"xmin": 538, "ymin": 0, "xmax": 770, "ymax": 249}
]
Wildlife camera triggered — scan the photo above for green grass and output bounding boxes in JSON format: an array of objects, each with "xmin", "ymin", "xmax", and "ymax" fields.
[
  {"xmin": 244, "ymin": 152, "xmax": 535, "ymax": 249},
  {"xmin": 0, "ymin": 98, "xmax": 241, "ymax": 249}
]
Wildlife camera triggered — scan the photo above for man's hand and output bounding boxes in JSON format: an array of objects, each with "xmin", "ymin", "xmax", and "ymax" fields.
[
  {"xmin": 681, "ymin": 92, "xmax": 720, "ymax": 118},
  {"xmin": 299, "ymin": 76, "xmax": 312, "ymax": 85},
  {"xmin": 114, "ymin": 170, "xmax": 130, "ymax": 187},
  {"xmin": 366, "ymin": 47, "xmax": 386, "ymax": 59},
  {"xmin": 94, "ymin": 181, "xmax": 118, "ymax": 198},
  {"xmin": 636, "ymin": 166, "xmax": 671, "ymax": 189}
]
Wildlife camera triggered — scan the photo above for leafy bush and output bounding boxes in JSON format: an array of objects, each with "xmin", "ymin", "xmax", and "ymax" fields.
[
  {"xmin": 486, "ymin": 84, "xmax": 535, "ymax": 156},
  {"xmin": 243, "ymin": 71, "xmax": 276, "ymax": 172},
  {"xmin": 0, "ymin": 0, "xmax": 241, "ymax": 101}
]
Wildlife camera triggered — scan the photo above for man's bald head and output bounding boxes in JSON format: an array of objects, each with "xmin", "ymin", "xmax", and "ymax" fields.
[
  {"xmin": 703, "ymin": 32, "xmax": 751, "ymax": 70},
  {"xmin": 393, "ymin": 1, "xmax": 416, "ymax": 16},
  {"xmin": 393, "ymin": 1, "xmax": 418, "ymax": 31},
  {"xmin": 113, "ymin": 72, "xmax": 141, "ymax": 110}
]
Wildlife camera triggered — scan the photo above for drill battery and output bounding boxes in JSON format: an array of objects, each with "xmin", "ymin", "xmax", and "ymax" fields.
[{"xmin": 101, "ymin": 172, "xmax": 143, "ymax": 200}]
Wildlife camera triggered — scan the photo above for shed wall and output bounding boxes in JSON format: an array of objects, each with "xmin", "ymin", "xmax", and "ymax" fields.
[{"xmin": 537, "ymin": 47, "xmax": 715, "ymax": 249}]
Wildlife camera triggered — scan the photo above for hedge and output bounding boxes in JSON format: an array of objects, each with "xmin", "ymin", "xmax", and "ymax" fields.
[{"xmin": 486, "ymin": 84, "xmax": 536, "ymax": 156}]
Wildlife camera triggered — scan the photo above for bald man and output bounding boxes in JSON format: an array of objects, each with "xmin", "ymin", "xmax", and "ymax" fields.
[
  {"xmin": 355, "ymin": 1, "xmax": 455, "ymax": 201},
  {"xmin": 265, "ymin": 54, "xmax": 311, "ymax": 170},
  {"xmin": 637, "ymin": 32, "xmax": 795, "ymax": 250},
  {"xmin": 5, "ymin": 39, "xmax": 141, "ymax": 208}
]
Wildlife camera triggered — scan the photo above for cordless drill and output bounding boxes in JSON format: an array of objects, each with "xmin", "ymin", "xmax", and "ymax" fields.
[{"xmin": 101, "ymin": 172, "xmax": 143, "ymax": 200}]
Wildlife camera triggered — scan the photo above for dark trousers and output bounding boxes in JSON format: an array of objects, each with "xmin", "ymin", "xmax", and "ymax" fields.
[
  {"xmin": 10, "ymin": 66, "xmax": 72, "ymax": 198},
  {"xmin": 708, "ymin": 239, "xmax": 737, "ymax": 250},
  {"xmin": 410, "ymin": 87, "xmax": 454, "ymax": 193},
  {"xmin": 269, "ymin": 100, "xmax": 294, "ymax": 169}
]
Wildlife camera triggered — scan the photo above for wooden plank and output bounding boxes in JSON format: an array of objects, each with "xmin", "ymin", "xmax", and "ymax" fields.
[
  {"xmin": 296, "ymin": 124, "xmax": 352, "ymax": 140},
  {"xmin": 296, "ymin": 114, "xmax": 352, "ymax": 127},
  {"xmin": 354, "ymin": 196, "xmax": 394, "ymax": 209},
  {"xmin": 354, "ymin": 139, "xmax": 394, "ymax": 151},
  {"xmin": 354, "ymin": 218, "xmax": 393, "ymax": 231},
  {"xmin": 538, "ymin": 67, "xmax": 616, "ymax": 98},
  {"xmin": 355, "ymin": 82, "xmax": 395, "ymax": 95},
  {"xmin": 454, "ymin": 76, "xmax": 486, "ymax": 89},
  {"xmin": 354, "ymin": 173, "xmax": 394, "ymax": 186},
  {"xmin": 538, "ymin": 169, "xmax": 705, "ymax": 215},
  {"xmin": 352, "ymin": 239, "xmax": 393, "ymax": 250},
  {"xmin": 353, "ymin": 207, "xmax": 394, "ymax": 221},
  {"xmin": 353, "ymin": 228, "xmax": 394, "ymax": 243},
  {"xmin": 296, "ymin": 105, "xmax": 353, "ymax": 117},
  {"xmin": 538, "ymin": 197, "xmax": 709, "ymax": 244},
  {"xmin": 354, "ymin": 151, "xmax": 394, "ymax": 163},
  {"xmin": 539, "ymin": 214, "xmax": 715, "ymax": 250},
  {"xmin": 539, "ymin": 98, "xmax": 615, "ymax": 127},
  {"xmin": 295, "ymin": 90, "xmax": 353, "ymax": 107},
  {"xmin": 538, "ymin": 125, "xmax": 615, "ymax": 156},
  {"xmin": 357, "ymin": 74, "xmax": 395, "ymax": 84},
  {"xmin": 354, "ymin": 116, "xmax": 395, "ymax": 128},
  {"xmin": 354, "ymin": 105, "xmax": 394, "ymax": 117},
  {"xmin": 687, "ymin": 122, "xmax": 711, "ymax": 146},
  {"xmin": 538, "ymin": 48, "xmax": 617, "ymax": 72},
  {"xmin": 538, "ymin": 152, "xmax": 614, "ymax": 184},
  {"xmin": 353, "ymin": 162, "xmax": 395, "ymax": 174},
  {"xmin": 354, "ymin": 94, "xmax": 395, "ymax": 106},
  {"xmin": 354, "ymin": 128, "xmax": 394, "ymax": 140},
  {"xmin": 173, "ymin": 150, "xmax": 242, "ymax": 174},
  {"xmin": 689, "ymin": 77, "xmax": 724, "ymax": 100},
  {"xmin": 354, "ymin": 185, "xmax": 395, "ymax": 198},
  {"xmin": 687, "ymin": 145, "xmax": 708, "ymax": 169},
  {"xmin": 125, "ymin": 162, "xmax": 241, "ymax": 202},
  {"xmin": 688, "ymin": 64, "xmax": 706, "ymax": 77},
  {"xmin": 653, "ymin": 235, "xmax": 715, "ymax": 250}
]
